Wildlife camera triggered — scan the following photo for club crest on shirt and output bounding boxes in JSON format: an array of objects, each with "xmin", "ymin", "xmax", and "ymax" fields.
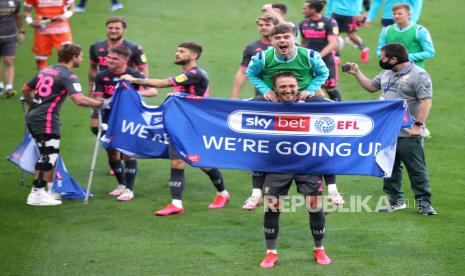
[
  {"xmin": 73, "ymin": 83, "xmax": 82, "ymax": 92},
  {"xmin": 175, "ymin": 74, "xmax": 187, "ymax": 83},
  {"xmin": 140, "ymin": 54, "xmax": 147, "ymax": 63}
]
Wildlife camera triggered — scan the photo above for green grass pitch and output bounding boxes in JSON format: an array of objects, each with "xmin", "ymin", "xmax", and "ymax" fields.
[{"xmin": 1, "ymin": 0, "xmax": 464, "ymax": 274}]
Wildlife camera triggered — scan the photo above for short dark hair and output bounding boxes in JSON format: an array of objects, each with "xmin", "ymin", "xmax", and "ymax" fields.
[
  {"xmin": 256, "ymin": 13, "xmax": 280, "ymax": 26},
  {"xmin": 178, "ymin": 42, "xmax": 203, "ymax": 59},
  {"xmin": 106, "ymin": 16, "xmax": 127, "ymax": 28},
  {"xmin": 272, "ymin": 3, "xmax": 288, "ymax": 14},
  {"xmin": 58, "ymin": 43, "xmax": 82, "ymax": 63},
  {"xmin": 271, "ymin": 23, "xmax": 296, "ymax": 36},
  {"xmin": 272, "ymin": 71, "xmax": 298, "ymax": 87},
  {"xmin": 306, "ymin": 0, "xmax": 324, "ymax": 13},
  {"xmin": 381, "ymin": 43, "xmax": 409, "ymax": 62},
  {"xmin": 109, "ymin": 45, "xmax": 131, "ymax": 59}
]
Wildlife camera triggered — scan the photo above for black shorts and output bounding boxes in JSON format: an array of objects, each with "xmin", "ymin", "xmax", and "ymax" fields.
[
  {"xmin": 322, "ymin": 55, "xmax": 338, "ymax": 89},
  {"xmin": 263, "ymin": 173, "xmax": 322, "ymax": 196},
  {"xmin": 0, "ymin": 37, "xmax": 17, "ymax": 56},
  {"xmin": 332, "ymin": 13, "xmax": 358, "ymax": 33},
  {"xmin": 168, "ymin": 143, "xmax": 181, "ymax": 160}
]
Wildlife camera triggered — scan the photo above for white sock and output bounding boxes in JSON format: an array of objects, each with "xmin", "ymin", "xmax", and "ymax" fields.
[
  {"xmin": 47, "ymin": 182, "xmax": 53, "ymax": 193},
  {"xmin": 5, "ymin": 84, "xmax": 12, "ymax": 90},
  {"xmin": 172, "ymin": 199, "xmax": 183, "ymax": 208},
  {"xmin": 0, "ymin": 82, "xmax": 4, "ymax": 89},
  {"xmin": 327, "ymin": 184, "xmax": 338, "ymax": 194},
  {"xmin": 218, "ymin": 190, "xmax": 229, "ymax": 196},
  {"xmin": 252, "ymin": 188, "xmax": 262, "ymax": 198},
  {"xmin": 266, "ymin": 249, "xmax": 278, "ymax": 254},
  {"xmin": 314, "ymin": 246, "xmax": 324, "ymax": 250}
]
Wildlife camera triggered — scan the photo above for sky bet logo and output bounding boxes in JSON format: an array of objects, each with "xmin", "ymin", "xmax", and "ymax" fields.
[
  {"xmin": 228, "ymin": 111, "xmax": 374, "ymax": 136},
  {"xmin": 242, "ymin": 114, "xmax": 310, "ymax": 132}
]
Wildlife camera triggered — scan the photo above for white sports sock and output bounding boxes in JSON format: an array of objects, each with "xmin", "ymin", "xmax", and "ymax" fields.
[
  {"xmin": 0, "ymin": 82, "xmax": 4, "ymax": 89},
  {"xmin": 314, "ymin": 246, "xmax": 325, "ymax": 250},
  {"xmin": 218, "ymin": 190, "xmax": 229, "ymax": 196},
  {"xmin": 327, "ymin": 184, "xmax": 338, "ymax": 194},
  {"xmin": 252, "ymin": 188, "xmax": 262, "ymax": 198},
  {"xmin": 5, "ymin": 84, "xmax": 12, "ymax": 90},
  {"xmin": 172, "ymin": 199, "xmax": 183, "ymax": 208},
  {"xmin": 266, "ymin": 249, "xmax": 278, "ymax": 254}
]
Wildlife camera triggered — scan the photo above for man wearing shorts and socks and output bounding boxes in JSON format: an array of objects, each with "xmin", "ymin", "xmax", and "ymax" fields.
[
  {"xmin": 244, "ymin": 23, "xmax": 329, "ymax": 210},
  {"xmin": 0, "ymin": 0, "xmax": 24, "ymax": 98},
  {"xmin": 325, "ymin": 0, "xmax": 370, "ymax": 63},
  {"xmin": 122, "ymin": 42, "xmax": 230, "ymax": 216},
  {"xmin": 257, "ymin": 72, "xmax": 331, "ymax": 268},
  {"xmin": 92, "ymin": 45, "xmax": 157, "ymax": 201},
  {"xmin": 22, "ymin": 44, "xmax": 105, "ymax": 206},
  {"xmin": 23, "ymin": 0, "xmax": 74, "ymax": 69},
  {"xmin": 88, "ymin": 16, "xmax": 149, "ymax": 175}
]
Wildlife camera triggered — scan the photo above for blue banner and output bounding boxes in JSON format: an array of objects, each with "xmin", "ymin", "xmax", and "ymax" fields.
[
  {"xmin": 163, "ymin": 95, "xmax": 411, "ymax": 177},
  {"xmin": 102, "ymin": 82, "xmax": 169, "ymax": 158}
]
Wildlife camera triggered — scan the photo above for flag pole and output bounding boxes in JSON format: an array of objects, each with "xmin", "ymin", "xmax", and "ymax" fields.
[
  {"xmin": 19, "ymin": 96, "xmax": 28, "ymax": 187},
  {"xmin": 83, "ymin": 110, "xmax": 102, "ymax": 204}
]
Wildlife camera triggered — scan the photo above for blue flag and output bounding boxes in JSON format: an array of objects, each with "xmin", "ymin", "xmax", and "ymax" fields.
[
  {"xmin": 7, "ymin": 133, "xmax": 89, "ymax": 198},
  {"xmin": 103, "ymin": 82, "xmax": 169, "ymax": 158},
  {"xmin": 53, "ymin": 156, "xmax": 89, "ymax": 199},
  {"xmin": 163, "ymin": 95, "xmax": 411, "ymax": 177},
  {"xmin": 7, "ymin": 133, "xmax": 39, "ymax": 174}
]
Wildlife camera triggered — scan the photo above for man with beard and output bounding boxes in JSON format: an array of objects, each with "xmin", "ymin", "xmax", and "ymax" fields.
[
  {"xmin": 230, "ymin": 13, "xmax": 278, "ymax": 99},
  {"xmin": 22, "ymin": 43, "xmax": 106, "ymax": 206},
  {"xmin": 88, "ymin": 16, "xmax": 149, "ymax": 175},
  {"xmin": 256, "ymin": 71, "xmax": 331, "ymax": 268},
  {"xmin": 121, "ymin": 42, "xmax": 230, "ymax": 216},
  {"xmin": 344, "ymin": 43, "xmax": 436, "ymax": 216},
  {"xmin": 92, "ymin": 45, "xmax": 157, "ymax": 201},
  {"xmin": 244, "ymin": 24, "xmax": 328, "ymax": 209}
]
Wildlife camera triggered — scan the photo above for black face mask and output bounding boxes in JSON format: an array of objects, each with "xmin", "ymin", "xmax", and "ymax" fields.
[{"xmin": 379, "ymin": 58, "xmax": 396, "ymax": 70}]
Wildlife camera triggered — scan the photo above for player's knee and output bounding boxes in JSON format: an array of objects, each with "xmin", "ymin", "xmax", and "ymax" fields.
[
  {"xmin": 35, "ymin": 138, "xmax": 59, "ymax": 172},
  {"xmin": 106, "ymin": 148, "xmax": 120, "ymax": 161},
  {"xmin": 171, "ymin": 159, "xmax": 185, "ymax": 169},
  {"xmin": 307, "ymin": 195, "xmax": 323, "ymax": 211},
  {"xmin": 3, "ymin": 57, "xmax": 15, "ymax": 66},
  {"xmin": 265, "ymin": 196, "xmax": 280, "ymax": 210},
  {"xmin": 35, "ymin": 158, "xmax": 53, "ymax": 171}
]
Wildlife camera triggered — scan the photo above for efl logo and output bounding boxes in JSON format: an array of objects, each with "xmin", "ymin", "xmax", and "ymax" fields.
[
  {"xmin": 241, "ymin": 114, "xmax": 310, "ymax": 132},
  {"xmin": 187, "ymin": 154, "xmax": 200, "ymax": 163},
  {"xmin": 228, "ymin": 111, "xmax": 373, "ymax": 136}
]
